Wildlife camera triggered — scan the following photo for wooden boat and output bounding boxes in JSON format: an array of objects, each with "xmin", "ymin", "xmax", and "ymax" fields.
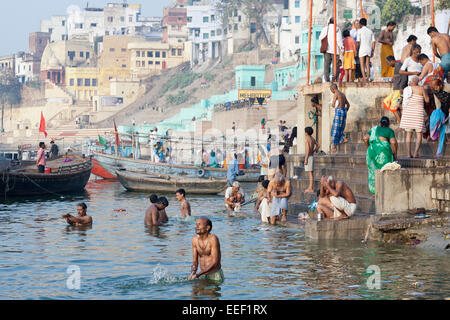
[
  {"xmin": 116, "ymin": 169, "xmax": 228, "ymax": 194},
  {"xmin": 93, "ymin": 152, "xmax": 261, "ymax": 182},
  {"xmin": 0, "ymin": 154, "xmax": 92, "ymax": 196}
]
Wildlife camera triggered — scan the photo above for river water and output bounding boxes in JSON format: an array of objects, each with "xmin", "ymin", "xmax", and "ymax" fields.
[{"xmin": 0, "ymin": 180, "xmax": 449, "ymax": 300}]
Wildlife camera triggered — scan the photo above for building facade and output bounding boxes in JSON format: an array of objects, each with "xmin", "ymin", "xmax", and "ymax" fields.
[
  {"xmin": 40, "ymin": 15, "xmax": 68, "ymax": 42},
  {"xmin": 29, "ymin": 32, "xmax": 51, "ymax": 59},
  {"xmin": 15, "ymin": 52, "xmax": 41, "ymax": 83},
  {"xmin": 162, "ymin": 7, "xmax": 188, "ymax": 44},
  {"xmin": 0, "ymin": 55, "xmax": 16, "ymax": 76}
]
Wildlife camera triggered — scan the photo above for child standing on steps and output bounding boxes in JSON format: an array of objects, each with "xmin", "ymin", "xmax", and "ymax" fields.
[{"xmin": 304, "ymin": 127, "xmax": 320, "ymax": 194}]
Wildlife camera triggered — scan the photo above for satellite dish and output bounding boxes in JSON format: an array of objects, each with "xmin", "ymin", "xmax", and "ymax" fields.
[{"xmin": 67, "ymin": 5, "xmax": 81, "ymax": 15}]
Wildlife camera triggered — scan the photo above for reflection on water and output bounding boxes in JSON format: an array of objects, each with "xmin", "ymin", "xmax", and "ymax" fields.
[{"xmin": 0, "ymin": 180, "xmax": 449, "ymax": 300}]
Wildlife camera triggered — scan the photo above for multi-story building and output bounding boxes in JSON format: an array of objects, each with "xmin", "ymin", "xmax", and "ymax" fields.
[
  {"xmin": 162, "ymin": 7, "xmax": 188, "ymax": 44},
  {"xmin": 0, "ymin": 55, "xmax": 15, "ymax": 76},
  {"xmin": 29, "ymin": 32, "xmax": 51, "ymax": 60},
  {"xmin": 187, "ymin": 0, "xmax": 225, "ymax": 65},
  {"xmin": 128, "ymin": 41, "xmax": 189, "ymax": 78},
  {"xmin": 15, "ymin": 52, "xmax": 41, "ymax": 83},
  {"xmin": 67, "ymin": 6, "xmax": 105, "ymax": 42},
  {"xmin": 40, "ymin": 15, "xmax": 68, "ymax": 42}
]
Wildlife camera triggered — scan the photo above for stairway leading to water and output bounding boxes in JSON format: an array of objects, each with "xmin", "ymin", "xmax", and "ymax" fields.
[{"xmin": 290, "ymin": 97, "xmax": 450, "ymax": 215}]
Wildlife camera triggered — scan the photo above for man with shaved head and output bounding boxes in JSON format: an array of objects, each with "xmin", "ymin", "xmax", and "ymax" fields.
[
  {"xmin": 188, "ymin": 217, "xmax": 224, "ymax": 283},
  {"xmin": 267, "ymin": 173, "xmax": 292, "ymax": 224}
]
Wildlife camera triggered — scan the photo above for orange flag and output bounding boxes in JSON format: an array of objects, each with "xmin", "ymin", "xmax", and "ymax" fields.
[{"xmin": 39, "ymin": 112, "xmax": 47, "ymax": 138}]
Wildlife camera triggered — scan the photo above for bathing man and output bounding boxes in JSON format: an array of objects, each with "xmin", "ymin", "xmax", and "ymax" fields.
[
  {"xmin": 176, "ymin": 188, "xmax": 191, "ymax": 218},
  {"xmin": 144, "ymin": 197, "xmax": 169, "ymax": 226},
  {"xmin": 62, "ymin": 203, "xmax": 93, "ymax": 226},
  {"xmin": 188, "ymin": 217, "xmax": 224, "ymax": 283},
  {"xmin": 267, "ymin": 173, "xmax": 292, "ymax": 224},
  {"xmin": 316, "ymin": 176, "xmax": 357, "ymax": 220}
]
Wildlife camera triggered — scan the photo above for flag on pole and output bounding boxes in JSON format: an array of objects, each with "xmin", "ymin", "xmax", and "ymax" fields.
[
  {"xmin": 39, "ymin": 111, "xmax": 47, "ymax": 138},
  {"xmin": 98, "ymin": 135, "xmax": 108, "ymax": 146},
  {"xmin": 113, "ymin": 119, "xmax": 120, "ymax": 147}
]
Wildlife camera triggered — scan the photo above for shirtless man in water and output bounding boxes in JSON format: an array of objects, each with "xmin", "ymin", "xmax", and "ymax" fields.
[
  {"xmin": 428, "ymin": 26, "xmax": 450, "ymax": 81},
  {"xmin": 267, "ymin": 173, "xmax": 291, "ymax": 224},
  {"xmin": 188, "ymin": 217, "xmax": 224, "ymax": 283},
  {"xmin": 316, "ymin": 176, "xmax": 357, "ymax": 220},
  {"xmin": 62, "ymin": 203, "xmax": 92, "ymax": 226},
  {"xmin": 144, "ymin": 197, "xmax": 169, "ymax": 226},
  {"xmin": 176, "ymin": 188, "xmax": 191, "ymax": 218}
]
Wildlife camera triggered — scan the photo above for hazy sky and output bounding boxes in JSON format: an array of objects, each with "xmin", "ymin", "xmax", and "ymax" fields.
[{"xmin": 0, "ymin": 0, "xmax": 172, "ymax": 56}]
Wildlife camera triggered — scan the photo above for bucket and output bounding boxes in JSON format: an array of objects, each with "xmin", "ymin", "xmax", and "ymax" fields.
[{"xmin": 44, "ymin": 168, "xmax": 51, "ymax": 174}]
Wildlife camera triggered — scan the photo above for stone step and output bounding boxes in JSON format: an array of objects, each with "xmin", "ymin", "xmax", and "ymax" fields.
[
  {"xmin": 347, "ymin": 129, "xmax": 414, "ymax": 143},
  {"xmin": 337, "ymin": 141, "xmax": 450, "ymax": 157},
  {"xmin": 356, "ymin": 119, "xmax": 401, "ymax": 132},
  {"xmin": 294, "ymin": 166, "xmax": 368, "ymax": 183},
  {"xmin": 366, "ymin": 107, "xmax": 397, "ymax": 120},
  {"xmin": 291, "ymin": 177, "xmax": 373, "ymax": 198},
  {"xmin": 289, "ymin": 190, "xmax": 375, "ymax": 214}
]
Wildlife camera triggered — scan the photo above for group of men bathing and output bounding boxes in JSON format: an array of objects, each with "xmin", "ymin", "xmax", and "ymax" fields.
[{"xmin": 62, "ymin": 190, "xmax": 223, "ymax": 283}]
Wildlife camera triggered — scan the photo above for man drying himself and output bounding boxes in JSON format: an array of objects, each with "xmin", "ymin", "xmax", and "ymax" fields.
[
  {"xmin": 330, "ymin": 84, "xmax": 350, "ymax": 153},
  {"xmin": 383, "ymin": 55, "xmax": 408, "ymax": 123},
  {"xmin": 304, "ymin": 126, "xmax": 320, "ymax": 194},
  {"xmin": 267, "ymin": 173, "xmax": 292, "ymax": 224},
  {"xmin": 62, "ymin": 203, "xmax": 93, "ymax": 226},
  {"xmin": 428, "ymin": 26, "xmax": 450, "ymax": 81},
  {"xmin": 36, "ymin": 142, "xmax": 46, "ymax": 173},
  {"xmin": 176, "ymin": 188, "xmax": 191, "ymax": 219},
  {"xmin": 144, "ymin": 196, "xmax": 169, "ymax": 226},
  {"xmin": 188, "ymin": 217, "xmax": 224, "ymax": 283},
  {"xmin": 224, "ymin": 181, "xmax": 245, "ymax": 212},
  {"xmin": 316, "ymin": 176, "xmax": 357, "ymax": 220}
]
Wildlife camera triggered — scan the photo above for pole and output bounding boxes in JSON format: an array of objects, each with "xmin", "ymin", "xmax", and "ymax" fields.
[
  {"xmin": 333, "ymin": 0, "xmax": 337, "ymax": 82},
  {"xmin": 431, "ymin": 0, "xmax": 435, "ymax": 63},
  {"xmin": 307, "ymin": 0, "xmax": 313, "ymax": 85},
  {"xmin": 359, "ymin": 0, "xmax": 364, "ymax": 18}
]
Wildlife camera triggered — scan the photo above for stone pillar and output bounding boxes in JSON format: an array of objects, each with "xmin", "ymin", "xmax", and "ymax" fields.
[
  {"xmin": 321, "ymin": 88, "xmax": 333, "ymax": 154},
  {"xmin": 296, "ymin": 92, "xmax": 307, "ymax": 155}
]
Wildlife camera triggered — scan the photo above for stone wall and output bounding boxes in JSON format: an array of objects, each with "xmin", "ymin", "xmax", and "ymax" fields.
[{"xmin": 375, "ymin": 168, "xmax": 450, "ymax": 214}]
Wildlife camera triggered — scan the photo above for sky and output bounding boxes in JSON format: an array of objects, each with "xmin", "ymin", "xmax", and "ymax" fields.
[{"xmin": 0, "ymin": 0, "xmax": 172, "ymax": 56}]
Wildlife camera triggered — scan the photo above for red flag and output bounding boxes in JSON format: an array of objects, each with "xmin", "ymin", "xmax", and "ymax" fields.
[
  {"xmin": 39, "ymin": 112, "xmax": 47, "ymax": 138},
  {"xmin": 113, "ymin": 119, "xmax": 120, "ymax": 147}
]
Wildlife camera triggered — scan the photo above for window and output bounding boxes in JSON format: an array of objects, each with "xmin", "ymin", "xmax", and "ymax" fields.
[
  {"xmin": 156, "ymin": 61, "xmax": 160, "ymax": 65},
  {"xmin": 85, "ymin": 79, "xmax": 91, "ymax": 86},
  {"xmin": 234, "ymin": 24, "xmax": 238, "ymax": 31},
  {"xmin": 110, "ymin": 48, "xmax": 115, "ymax": 52},
  {"xmin": 250, "ymin": 23, "xmax": 256, "ymax": 33},
  {"xmin": 108, "ymin": 17, "xmax": 113, "ymax": 23},
  {"xmin": 203, "ymin": 16, "xmax": 209, "ymax": 23},
  {"xmin": 129, "ymin": 16, "xmax": 133, "ymax": 22},
  {"xmin": 86, "ymin": 52, "xmax": 90, "ymax": 59},
  {"xmin": 120, "ymin": 16, "xmax": 125, "ymax": 22},
  {"xmin": 203, "ymin": 33, "xmax": 209, "ymax": 39},
  {"xmin": 187, "ymin": 17, "xmax": 192, "ymax": 23},
  {"xmin": 172, "ymin": 48, "xmax": 176, "ymax": 56},
  {"xmin": 217, "ymin": 29, "xmax": 222, "ymax": 36},
  {"xmin": 177, "ymin": 49, "xmax": 182, "ymax": 56},
  {"xmin": 91, "ymin": 23, "xmax": 97, "ymax": 27},
  {"xmin": 68, "ymin": 51, "xmax": 75, "ymax": 60},
  {"xmin": 295, "ymin": 36, "xmax": 299, "ymax": 44},
  {"xmin": 142, "ymin": 61, "xmax": 145, "ymax": 67},
  {"xmin": 295, "ymin": 1, "xmax": 300, "ymax": 8},
  {"xmin": 105, "ymin": 31, "xmax": 110, "ymax": 35},
  {"xmin": 234, "ymin": 9, "xmax": 238, "ymax": 17},
  {"xmin": 162, "ymin": 52, "xmax": 166, "ymax": 58},
  {"xmin": 136, "ymin": 61, "xmax": 141, "ymax": 67},
  {"xmin": 295, "ymin": 16, "xmax": 300, "ymax": 23},
  {"xmin": 122, "ymin": 64, "xmax": 126, "ymax": 68},
  {"xmin": 75, "ymin": 23, "xmax": 83, "ymax": 29},
  {"xmin": 315, "ymin": 31, "xmax": 320, "ymax": 40},
  {"xmin": 147, "ymin": 51, "xmax": 153, "ymax": 57},
  {"xmin": 92, "ymin": 79, "xmax": 97, "ymax": 86},
  {"xmin": 211, "ymin": 15, "xmax": 215, "ymax": 21},
  {"xmin": 80, "ymin": 51, "xmax": 84, "ymax": 58},
  {"xmin": 238, "ymin": 16, "xmax": 241, "ymax": 22},
  {"xmin": 149, "ymin": 61, "xmax": 153, "ymax": 65},
  {"xmin": 211, "ymin": 30, "xmax": 215, "ymax": 37},
  {"xmin": 77, "ymin": 78, "xmax": 83, "ymax": 86},
  {"xmin": 285, "ymin": 17, "xmax": 290, "ymax": 24},
  {"xmin": 251, "ymin": 76, "xmax": 256, "ymax": 87},
  {"xmin": 155, "ymin": 51, "xmax": 160, "ymax": 58},
  {"xmin": 137, "ymin": 51, "xmax": 140, "ymax": 57},
  {"xmin": 61, "ymin": 35, "xmax": 65, "ymax": 41},
  {"xmin": 62, "ymin": 20, "xmax": 66, "ymax": 26},
  {"xmin": 121, "ymin": 48, "xmax": 126, "ymax": 52},
  {"xmin": 70, "ymin": 79, "xmax": 74, "ymax": 86}
]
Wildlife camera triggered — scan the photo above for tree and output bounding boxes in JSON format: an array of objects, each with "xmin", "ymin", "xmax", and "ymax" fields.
[
  {"xmin": 380, "ymin": 0, "xmax": 412, "ymax": 26},
  {"xmin": 437, "ymin": 0, "xmax": 450, "ymax": 11},
  {"xmin": 0, "ymin": 72, "xmax": 22, "ymax": 132},
  {"xmin": 216, "ymin": 0, "xmax": 275, "ymax": 46}
]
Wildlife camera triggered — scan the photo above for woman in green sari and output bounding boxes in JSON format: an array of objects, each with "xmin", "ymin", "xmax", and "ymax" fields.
[{"xmin": 363, "ymin": 116, "xmax": 398, "ymax": 194}]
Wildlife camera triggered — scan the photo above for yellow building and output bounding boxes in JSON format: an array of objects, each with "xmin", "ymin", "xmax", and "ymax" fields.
[
  {"xmin": 65, "ymin": 67, "xmax": 99, "ymax": 101},
  {"xmin": 128, "ymin": 41, "xmax": 190, "ymax": 78}
]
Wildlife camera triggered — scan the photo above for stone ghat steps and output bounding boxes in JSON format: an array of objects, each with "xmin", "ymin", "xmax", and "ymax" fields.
[
  {"xmin": 337, "ymin": 141, "xmax": 450, "ymax": 158},
  {"xmin": 294, "ymin": 166, "xmax": 369, "ymax": 184},
  {"xmin": 356, "ymin": 119, "xmax": 401, "ymax": 132},
  {"xmin": 366, "ymin": 107, "xmax": 398, "ymax": 120},
  {"xmin": 290, "ymin": 177, "xmax": 373, "ymax": 199},
  {"xmin": 289, "ymin": 189, "xmax": 375, "ymax": 214},
  {"xmin": 345, "ymin": 128, "xmax": 440, "ymax": 143}
]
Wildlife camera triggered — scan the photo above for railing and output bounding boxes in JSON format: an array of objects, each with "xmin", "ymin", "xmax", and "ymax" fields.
[{"xmin": 57, "ymin": 159, "xmax": 92, "ymax": 174}]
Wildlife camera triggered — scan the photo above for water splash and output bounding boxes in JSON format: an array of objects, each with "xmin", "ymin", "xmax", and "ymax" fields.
[{"xmin": 148, "ymin": 264, "xmax": 187, "ymax": 285}]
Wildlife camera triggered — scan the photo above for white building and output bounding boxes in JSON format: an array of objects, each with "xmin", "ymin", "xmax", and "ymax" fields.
[
  {"xmin": 187, "ymin": 0, "xmax": 225, "ymax": 65},
  {"xmin": 40, "ymin": 15, "xmax": 68, "ymax": 42},
  {"xmin": 15, "ymin": 52, "xmax": 40, "ymax": 83},
  {"xmin": 67, "ymin": 6, "xmax": 105, "ymax": 42}
]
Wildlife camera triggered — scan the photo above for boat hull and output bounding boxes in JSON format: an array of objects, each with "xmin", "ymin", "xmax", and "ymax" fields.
[
  {"xmin": 93, "ymin": 152, "xmax": 260, "ymax": 182},
  {"xmin": 116, "ymin": 170, "xmax": 227, "ymax": 195},
  {"xmin": 0, "ymin": 163, "xmax": 92, "ymax": 196}
]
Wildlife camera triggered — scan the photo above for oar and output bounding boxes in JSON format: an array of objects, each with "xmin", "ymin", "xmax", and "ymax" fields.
[{"xmin": 241, "ymin": 198, "xmax": 257, "ymax": 206}]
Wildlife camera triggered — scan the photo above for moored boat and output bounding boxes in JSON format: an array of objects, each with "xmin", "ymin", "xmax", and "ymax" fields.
[
  {"xmin": 116, "ymin": 169, "xmax": 228, "ymax": 194},
  {"xmin": 0, "ymin": 154, "xmax": 92, "ymax": 196},
  {"xmin": 93, "ymin": 152, "xmax": 260, "ymax": 181}
]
